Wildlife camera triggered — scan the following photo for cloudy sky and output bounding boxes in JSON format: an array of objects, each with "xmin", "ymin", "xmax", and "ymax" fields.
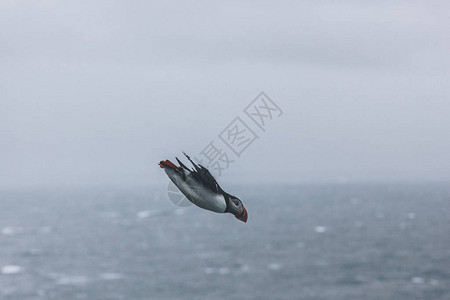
[{"xmin": 1, "ymin": 1, "xmax": 449, "ymax": 188}]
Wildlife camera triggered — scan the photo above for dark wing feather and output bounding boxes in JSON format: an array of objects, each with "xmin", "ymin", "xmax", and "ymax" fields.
[
  {"xmin": 176, "ymin": 157, "xmax": 191, "ymax": 172},
  {"xmin": 183, "ymin": 152, "xmax": 220, "ymax": 193}
]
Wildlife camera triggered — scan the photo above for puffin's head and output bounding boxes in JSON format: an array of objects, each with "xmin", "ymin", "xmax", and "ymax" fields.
[{"xmin": 228, "ymin": 196, "xmax": 248, "ymax": 223}]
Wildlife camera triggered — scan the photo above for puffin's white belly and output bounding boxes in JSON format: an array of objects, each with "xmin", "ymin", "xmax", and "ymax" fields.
[{"xmin": 165, "ymin": 168, "xmax": 227, "ymax": 213}]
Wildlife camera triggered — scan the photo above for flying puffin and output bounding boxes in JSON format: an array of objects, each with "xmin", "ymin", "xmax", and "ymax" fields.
[{"xmin": 159, "ymin": 153, "xmax": 248, "ymax": 223}]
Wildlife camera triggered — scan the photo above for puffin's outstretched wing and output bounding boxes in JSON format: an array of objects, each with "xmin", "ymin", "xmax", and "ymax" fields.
[{"xmin": 183, "ymin": 152, "xmax": 220, "ymax": 193}]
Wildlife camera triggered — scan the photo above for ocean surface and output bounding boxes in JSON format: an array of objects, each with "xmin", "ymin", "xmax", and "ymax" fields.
[{"xmin": 0, "ymin": 183, "xmax": 449, "ymax": 300}]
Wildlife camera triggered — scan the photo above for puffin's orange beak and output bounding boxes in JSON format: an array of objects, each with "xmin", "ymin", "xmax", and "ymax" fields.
[{"xmin": 235, "ymin": 207, "xmax": 248, "ymax": 223}]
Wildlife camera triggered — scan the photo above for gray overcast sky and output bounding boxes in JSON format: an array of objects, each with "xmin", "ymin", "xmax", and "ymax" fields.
[{"xmin": 1, "ymin": 1, "xmax": 449, "ymax": 188}]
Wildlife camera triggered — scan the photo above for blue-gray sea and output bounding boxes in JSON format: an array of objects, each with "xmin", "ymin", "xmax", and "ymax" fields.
[{"xmin": 1, "ymin": 184, "xmax": 449, "ymax": 300}]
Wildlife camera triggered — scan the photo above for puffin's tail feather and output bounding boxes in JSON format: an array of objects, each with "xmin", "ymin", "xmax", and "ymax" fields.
[{"xmin": 159, "ymin": 160, "xmax": 182, "ymax": 169}]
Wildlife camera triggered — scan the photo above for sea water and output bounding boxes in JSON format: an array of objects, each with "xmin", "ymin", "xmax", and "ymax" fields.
[{"xmin": 1, "ymin": 184, "xmax": 449, "ymax": 299}]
